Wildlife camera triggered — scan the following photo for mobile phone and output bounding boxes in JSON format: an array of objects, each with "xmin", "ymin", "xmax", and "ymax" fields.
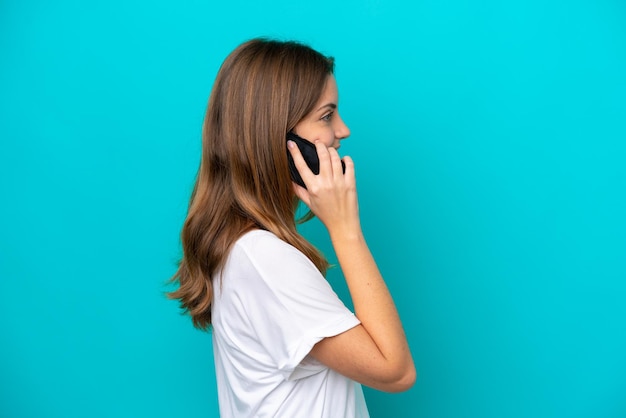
[{"xmin": 286, "ymin": 131, "xmax": 345, "ymax": 189}]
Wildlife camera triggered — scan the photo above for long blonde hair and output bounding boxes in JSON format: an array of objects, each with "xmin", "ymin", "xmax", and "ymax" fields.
[{"xmin": 168, "ymin": 39, "xmax": 334, "ymax": 330}]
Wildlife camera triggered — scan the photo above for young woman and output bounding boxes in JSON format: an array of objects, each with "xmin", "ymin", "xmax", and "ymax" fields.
[{"xmin": 169, "ymin": 38, "xmax": 415, "ymax": 417}]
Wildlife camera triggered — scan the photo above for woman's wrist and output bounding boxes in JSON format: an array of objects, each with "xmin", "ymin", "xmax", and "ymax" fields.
[{"xmin": 328, "ymin": 224, "xmax": 365, "ymax": 246}]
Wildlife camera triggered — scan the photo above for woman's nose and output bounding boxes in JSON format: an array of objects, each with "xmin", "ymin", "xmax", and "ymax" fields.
[{"xmin": 335, "ymin": 114, "xmax": 350, "ymax": 140}]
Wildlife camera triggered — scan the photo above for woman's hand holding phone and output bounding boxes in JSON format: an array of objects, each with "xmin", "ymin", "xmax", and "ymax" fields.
[{"xmin": 287, "ymin": 139, "xmax": 361, "ymax": 239}]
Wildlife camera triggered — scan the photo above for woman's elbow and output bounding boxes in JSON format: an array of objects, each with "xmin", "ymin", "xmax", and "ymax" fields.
[
  {"xmin": 376, "ymin": 364, "xmax": 417, "ymax": 393},
  {"xmin": 392, "ymin": 365, "xmax": 417, "ymax": 392}
]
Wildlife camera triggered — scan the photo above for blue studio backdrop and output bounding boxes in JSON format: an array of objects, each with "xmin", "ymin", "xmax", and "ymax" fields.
[{"xmin": 1, "ymin": 1, "xmax": 625, "ymax": 417}]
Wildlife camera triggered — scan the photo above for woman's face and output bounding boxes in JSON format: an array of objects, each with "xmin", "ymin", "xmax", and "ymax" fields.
[{"xmin": 293, "ymin": 75, "xmax": 350, "ymax": 149}]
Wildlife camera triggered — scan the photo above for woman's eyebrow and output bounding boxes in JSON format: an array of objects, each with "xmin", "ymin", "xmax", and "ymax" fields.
[{"xmin": 316, "ymin": 103, "xmax": 337, "ymax": 112}]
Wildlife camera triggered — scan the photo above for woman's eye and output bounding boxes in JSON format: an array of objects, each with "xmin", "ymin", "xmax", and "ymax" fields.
[{"xmin": 321, "ymin": 112, "xmax": 333, "ymax": 122}]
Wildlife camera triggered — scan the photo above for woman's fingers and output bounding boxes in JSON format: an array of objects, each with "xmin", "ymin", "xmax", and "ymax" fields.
[
  {"xmin": 326, "ymin": 147, "xmax": 347, "ymax": 179},
  {"xmin": 313, "ymin": 141, "xmax": 332, "ymax": 177},
  {"xmin": 316, "ymin": 142, "xmax": 349, "ymax": 181},
  {"xmin": 288, "ymin": 138, "xmax": 352, "ymax": 191},
  {"xmin": 287, "ymin": 140, "xmax": 315, "ymax": 186},
  {"xmin": 342, "ymin": 155, "xmax": 355, "ymax": 178}
]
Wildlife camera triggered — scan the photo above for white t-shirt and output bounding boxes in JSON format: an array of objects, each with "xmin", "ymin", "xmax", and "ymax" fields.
[{"xmin": 211, "ymin": 229, "xmax": 369, "ymax": 418}]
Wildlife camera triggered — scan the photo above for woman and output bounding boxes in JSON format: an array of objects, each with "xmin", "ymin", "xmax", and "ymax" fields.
[{"xmin": 169, "ymin": 38, "xmax": 415, "ymax": 417}]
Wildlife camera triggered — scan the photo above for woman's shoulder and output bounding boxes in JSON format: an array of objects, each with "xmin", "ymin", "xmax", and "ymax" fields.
[
  {"xmin": 232, "ymin": 229, "xmax": 312, "ymax": 268},
  {"xmin": 234, "ymin": 229, "xmax": 297, "ymax": 257},
  {"xmin": 236, "ymin": 228, "xmax": 283, "ymax": 248}
]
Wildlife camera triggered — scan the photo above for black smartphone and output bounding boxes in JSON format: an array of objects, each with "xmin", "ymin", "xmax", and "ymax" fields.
[{"xmin": 286, "ymin": 131, "xmax": 345, "ymax": 189}]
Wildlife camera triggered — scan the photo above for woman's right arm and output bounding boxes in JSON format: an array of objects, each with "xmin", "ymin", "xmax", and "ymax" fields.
[{"xmin": 288, "ymin": 140, "xmax": 416, "ymax": 392}]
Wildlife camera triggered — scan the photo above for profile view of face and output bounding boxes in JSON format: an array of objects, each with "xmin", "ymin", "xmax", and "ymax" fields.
[{"xmin": 293, "ymin": 75, "xmax": 351, "ymax": 149}]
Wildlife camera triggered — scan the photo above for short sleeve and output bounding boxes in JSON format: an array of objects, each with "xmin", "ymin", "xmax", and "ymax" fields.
[{"xmin": 229, "ymin": 230, "xmax": 360, "ymax": 381}]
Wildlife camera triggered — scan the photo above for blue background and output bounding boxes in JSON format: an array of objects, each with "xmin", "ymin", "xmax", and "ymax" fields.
[{"xmin": 1, "ymin": 0, "xmax": 625, "ymax": 417}]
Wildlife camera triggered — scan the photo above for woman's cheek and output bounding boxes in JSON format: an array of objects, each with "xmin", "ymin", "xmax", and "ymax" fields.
[{"xmin": 322, "ymin": 131, "xmax": 336, "ymax": 148}]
